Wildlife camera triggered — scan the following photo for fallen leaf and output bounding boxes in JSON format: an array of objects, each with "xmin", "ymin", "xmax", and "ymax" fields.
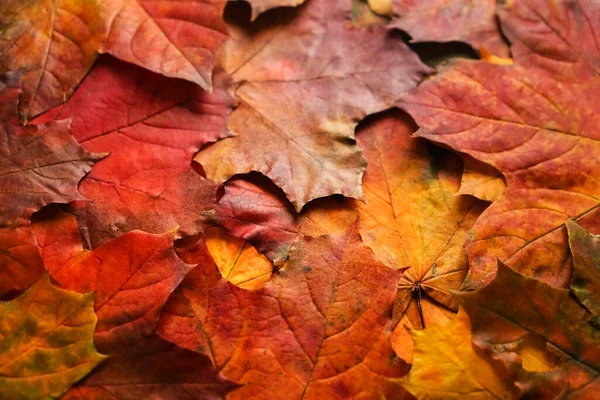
[
  {"xmin": 205, "ymin": 226, "xmax": 273, "ymax": 290},
  {"xmin": 391, "ymin": 0, "xmax": 509, "ymax": 56},
  {"xmin": 62, "ymin": 336, "xmax": 238, "ymax": 400},
  {"xmin": 0, "ymin": 226, "xmax": 44, "ymax": 298},
  {"xmin": 0, "ymin": 0, "xmax": 229, "ymax": 121},
  {"xmin": 567, "ymin": 220, "xmax": 600, "ymax": 316},
  {"xmin": 350, "ymin": 0, "xmax": 390, "ymax": 27},
  {"xmin": 158, "ymin": 225, "xmax": 408, "ymax": 399},
  {"xmin": 457, "ymin": 261, "xmax": 600, "ymax": 399},
  {"xmin": 398, "ymin": 0, "xmax": 600, "ymax": 289},
  {"xmin": 34, "ymin": 57, "xmax": 232, "ymax": 246},
  {"xmin": 0, "ymin": 0, "xmax": 105, "ymax": 122},
  {"xmin": 354, "ymin": 110, "xmax": 486, "ymax": 361},
  {"xmin": 31, "ymin": 206, "xmax": 83, "ymax": 275},
  {"xmin": 99, "ymin": 0, "xmax": 228, "ymax": 91},
  {"xmin": 458, "ymin": 155, "xmax": 506, "ymax": 202},
  {"xmin": 0, "ymin": 275, "xmax": 105, "ymax": 400},
  {"xmin": 33, "ymin": 216, "xmax": 194, "ymax": 353},
  {"xmin": 398, "ymin": 308, "xmax": 517, "ymax": 399},
  {"xmin": 208, "ymin": 177, "xmax": 357, "ymax": 264},
  {"xmin": 0, "ymin": 72, "xmax": 100, "ymax": 226},
  {"xmin": 246, "ymin": 0, "xmax": 306, "ymax": 20},
  {"xmin": 195, "ymin": 0, "xmax": 431, "ymax": 211},
  {"xmin": 0, "ymin": 72, "xmax": 99, "ymax": 295}
]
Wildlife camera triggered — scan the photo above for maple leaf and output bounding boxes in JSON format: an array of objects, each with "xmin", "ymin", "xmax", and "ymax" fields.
[
  {"xmin": 208, "ymin": 176, "xmax": 357, "ymax": 264},
  {"xmin": 0, "ymin": 73, "xmax": 100, "ymax": 295},
  {"xmin": 245, "ymin": 0, "xmax": 306, "ymax": 20},
  {"xmin": 34, "ymin": 57, "xmax": 232, "ymax": 246},
  {"xmin": 0, "ymin": 275, "xmax": 105, "ymax": 400},
  {"xmin": 0, "ymin": 73, "xmax": 100, "ymax": 226},
  {"xmin": 391, "ymin": 0, "xmax": 509, "ymax": 57},
  {"xmin": 195, "ymin": 0, "xmax": 431, "ymax": 211},
  {"xmin": 158, "ymin": 225, "xmax": 408, "ymax": 399},
  {"xmin": 458, "ymin": 155, "xmax": 505, "ymax": 202},
  {"xmin": 0, "ymin": 0, "xmax": 105, "ymax": 122},
  {"xmin": 1, "ymin": 0, "xmax": 229, "ymax": 121},
  {"xmin": 354, "ymin": 110, "xmax": 486, "ymax": 361},
  {"xmin": 31, "ymin": 211, "xmax": 194, "ymax": 353},
  {"xmin": 567, "ymin": 220, "xmax": 600, "ymax": 316},
  {"xmin": 205, "ymin": 227, "xmax": 274, "ymax": 290},
  {"xmin": 99, "ymin": 0, "xmax": 228, "ymax": 91},
  {"xmin": 398, "ymin": 0, "xmax": 600, "ymax": 289},
  {"xmin": 62, "ymin": 336, "xmax": 238, "ymax": 400},
  {"xmin": 398, "ymin": 308, "xmax": 518, "ymax": 399},
  {"xmin": 457, "ymin": 257, "xmax": 600, "ymax": 399}
]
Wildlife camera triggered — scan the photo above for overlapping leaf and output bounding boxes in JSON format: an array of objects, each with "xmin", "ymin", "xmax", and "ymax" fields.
[
  {"xmin": 0, "ymin": 73, "xmax": 99, "ymax": 295},
  {"xmin": 63, "ymin": 336, "xmax": 237, "ymax": 400},
  {"xmin": 354, "ymin": 110, "xmax": 486, "ymax": 361},
  {"xmin": 391, "ymin": 0, "xmax": 508, "ymax": 56},
  {"xmin": 0, "ymin": 275, "xmax": 105, "ymax": 400},
  {"xmin": 34, "ymin": 57, "xmax": 232, "ymax": 246},
  {"xmin": 398, "ymin": 0, "xmax": 600, "ymax": 289},
  {"xmin": 246, "ymin": 0, "xmax": 306, "ymax": 20},
  {"xmin": 31, "ymin": 211, "xmax": 193, "ymax": 353},
  {"xmin": 195, "ymin": 0, "xmax": 431, "ymax": 210},
  {"xmin": 1, "ymin": 0, "xmax": 228, "ymax": 121},
  {"xmin": 398, "ymin": 308, "xmax": 517, "ymax": 399},
  {"xmin": 158, "ymin": 225, "xmax": 408, "ymax": 399},
  {"xmin": 208, "ymin": 177, "xmax": 357, "ymax": 264},
  {"xmin": 99, "ymin": 0, "xmax": 228, "ymax": 91},
  {"xmin": 205, "ymin": 227, "xmax": 274, "ymax": 290},
  {"xmin": 0, "ymin": 0, "xmax": 105, "ymax": 122},
  {"xmin": 458, "ymin": 257, "xmax": 600, "ymax": 398}
]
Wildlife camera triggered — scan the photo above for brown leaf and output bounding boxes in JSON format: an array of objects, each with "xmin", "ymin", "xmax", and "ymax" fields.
[
  {"xmin": 62, "ymin": 336, "xmax": 238, "ymax": 400},
  {"xmin": 195, "ymin": 0, "xmax": 431, "ymax": 211},
  {"xmin": 0, "ymin": 73, "xmax": 99, "ymax": 295},
  {"xmin": 397, "ymin": 0, "xmax": 600, "ymax": 289},
  {"xmin": 158, "ymin": 225, "xmax": 409, "ymax": 399}
]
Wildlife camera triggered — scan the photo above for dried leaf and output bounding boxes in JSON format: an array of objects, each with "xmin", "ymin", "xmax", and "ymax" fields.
[
  {"xmin": 458, "ymin": 155, "xmax": 505, "ymax": 202},
  {"xmin": 391, "ymin": 0, "xmax": 509, "ymax": 56},
  {"xmin": 205, "ymin": 226, "xmax": 273, "ymax": 290},
  {"xmin": 246, "ymin": 0, "xmax": 306, "ymax": 20},
  {"xmin": 62, "ymin": 336, "xmax": 238, "ymax": 400},
  {"xmin": 208, "ymin": 177, "xmax": 357, "ymax": 264},
  {"xmin": 99, "ymin": 0, "xmax": 228, "ymax": 91},
  {"xmin": 398, "ymin": 308, "xmax": 517, "ymax": 399},
  {"xmin": 158, "ymin": 225, "xmax": 408, "ymax": 399},
  {"xmin": 1, "ymin": 0, "xmax": 228, "ymax": 121},
  {"xmin": 195, "ymin": 0, "xmax": 431, "ymax": 210},
  {"xmin": 0, "ymin": 0, "xmax": 104, "ymax": 122},
  {"xmin": 0, "ymin": 73, "xmax": 99, "ymax": 295},
  {"xmin": 33, "ymin": 216, "xmax": 194, "ymax": 353},
  {"xmin": 457, "ymin": 262, "xmax": 600, "ymax": 399},
  {"xmin": 354, "ymin": 110, "xmax": 486, "ymax": 361},
  {"xmin": 398, "ymin": 0, "xmax": 600, "ymax": 289},
  {"xmin": 567, "ymin": 220, "xmax": 600, "ymax": 316},
  {"xmin": 34, "ymin": 57, "xmax": 232, "ymax": 246},
  {"xmin": 0, "ymin": 275, "xmax": 105, "ymax": 400},
  {"xmin": 0, "ymin": 73, "xmax": 100, "ymax": 226}
]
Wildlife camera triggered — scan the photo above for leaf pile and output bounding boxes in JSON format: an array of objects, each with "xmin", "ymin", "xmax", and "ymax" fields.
[{"xmin": 1, "ymin": 0, "xmax": 599, "ymax": 399}]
